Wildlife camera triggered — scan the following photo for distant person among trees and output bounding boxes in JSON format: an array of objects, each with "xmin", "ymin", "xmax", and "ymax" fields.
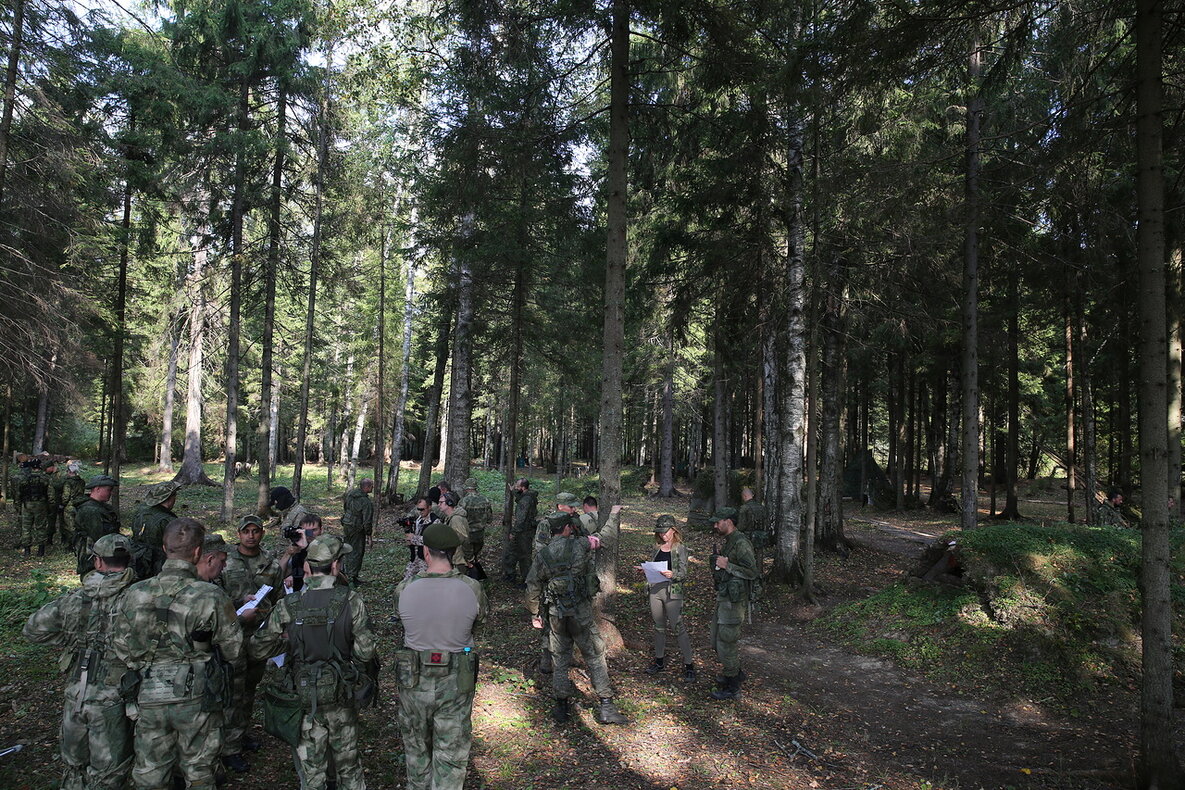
[
  {"xmin": 61, "ymin": 462, "xmax": 86, "ymax": 546},
  {"xmin": 1098, "ymin": 488, "xmax": 1131, "ymax": 529},
  {"xmin": 15, "ymin": 456, "xmax": 50, "ymax": 556},
  {"xmin": 404, "ymin": 496, "xmax": 439, "ymax": 583},
  {"xmin": 131, "ymin": 480, "xmax": 182, "ymax": 577},
  {"xmin": 737, "ymin": 487, "xmax": 769, "ymax": 570},
  {"xmin": 459, "ymin": 478, "xmax": 492, "ymax": 561},
  {"xmin": 641, "ymin": 514, "xmax": 695, "ymax": 682},
  {"xmin": 502, "ymin": 478, "xmax": 538, "ymax": 587},
  {"xmin": 341, "ymin": 479, "xmax": 375, "ymax": 586}
]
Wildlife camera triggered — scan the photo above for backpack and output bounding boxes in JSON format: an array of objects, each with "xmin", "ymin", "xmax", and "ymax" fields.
[
  {"xmin": 19, "ymin": 472, "xmax": 47, "ymax": 502},
  {"xmin": 543, "ymin": 538, "xmax": 598, "ymax": 616},
  {"xmin": 284, "ymin": 586, "xmax": 360, "ymax": 714},
  {"xmin": 463, "ymin": 495, "xmax": 492, "ymax": 529}
]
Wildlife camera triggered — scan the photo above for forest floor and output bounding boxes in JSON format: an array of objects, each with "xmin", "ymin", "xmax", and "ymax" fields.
[{"xmin": 0, "ymin": 464, "xmax": 1166, "ymax": 789}]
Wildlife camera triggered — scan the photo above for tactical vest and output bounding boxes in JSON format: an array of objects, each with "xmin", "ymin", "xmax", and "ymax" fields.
[
  {"xmin": 462, "ymin": 495, "xmax": 492, "ymax": 529},
  {"xmin": 136, "ymin": 581, "xmax": 233, "ymax": 710},
  {"xmin": 542, "ymin": 538, "xmax": 598, "ymax": 616},
  {"xmin": 19, "ymin": 472, "xmax": 48, "ymax": 502},
  {"xmin": 66, "ymin": 582, "xmax": 124, "ymax": 692},
  {"xmin": 284, "ymin": 585, "xmax": 358, "ymax": 713}
]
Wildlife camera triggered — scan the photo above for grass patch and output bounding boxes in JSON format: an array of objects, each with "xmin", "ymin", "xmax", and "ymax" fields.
[{"xmin": 817, "ymin": 521, "xmax": 1181, "ymax": 707}]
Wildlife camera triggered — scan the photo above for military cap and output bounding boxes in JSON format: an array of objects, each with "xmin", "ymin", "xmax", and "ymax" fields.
[
  {"xmin": 655, "ymin": 514, "xmax": 678, "ymax": 530},
  {"xmin": 85, "ymin": 474, "xmax": 119, "ymax": 490},
  {"xmin": 307, "ymin": 535, "xmax": 351, "ymax": 563},
  {"xmin": 422, "ymin": 522, "xmax": 461, "ymax": 550},
  {"xmin": 143, "ymin": 480, "xmax": 182, "ymax": 506},
  {"xmin": 711, "ymin": 506, "xmax": 738, "ymax": 524},
  {"xmin": 463, "ymin": 478, "xmax": 478, "ymax": 490},
  {"xmin": 92, "ymin": 533, "xmax": 132, "ymax": 557},
  {"xmin": 547, "ymin": 511, "xmax": 576, "ymax": 535},
  {"xmin": 556, "ymin": 492, "xmax": 578, "ymax": 507},
  {"xmin": 237, "ymin": 514, "xmax": 265, "ymax": 531},
  {"xmin": 201, "ymin": 534, "xmax": 229, "ymax": 556}
]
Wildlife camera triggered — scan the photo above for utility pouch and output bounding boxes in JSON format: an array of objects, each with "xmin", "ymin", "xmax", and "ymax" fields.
[
  {"xmin": 353, "ymin": 654, "xmax": 381, "ymax": 709},
  {"xmin": 118, "ymin": 669, "xmax": 142, "ymax": 703},
  {"xmin": 261, "ymin": 681, "xmax": 302, "ymax": 746},
  {"xmin": 726, "ymin": 577, "xmax": 747, "ymax": 603},
  {"xmin": 418, "ymin": 649, "xmax": 451, "ymax": 679},
  {"xmin": 200, "ymin": 648, "xmax": 235, "ymax": 712},
  {"xmin": 455, "ymin": 650, "xmax": 477, "ymax": 695},
  {"xmin": 394, "ymin": 650, "xmax": 418, "ymax": 689}
]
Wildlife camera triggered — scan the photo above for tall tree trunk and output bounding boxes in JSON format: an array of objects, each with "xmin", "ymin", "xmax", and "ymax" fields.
[
  {"xmin": 32, "ymin": 382, "xmax": 49, "ymax": 454},
  {"xmin": 417, "ymin": 309, "xmax": 452, "ymax": 496},
  {"xmin": 657, "ymin": 337, "xmax": 676, "ymax": 497},
  {"xmin": 771, "ymin": 103, "xmax": 806, "ymax": 585},
  {"xmin": 817, "ymin": 252, "xmax": 847, "ymax": 554},
  {"xmin": 223, "ymin": 83, "xmax": 249, "ymax": 521},
  {"xmin": 502, "ymin": 198, "xmax": 527, "ymax": 524},
  {"xmin": 1, "ymin": 381, "xmax": 10, "ymax": 502},
  {"xmin": 1065, "ymin": 295, "xmax": 1077, "ymax": 523},
  {"xmin": 108, "ymin": 170, "xmax": 133, "ymax": 507},
  {"xmin": 444, "ymin": 216, "xmax": 475, "ymax": 487},
  {"xmin": 1119, "ymin": 308, "xmax": 1134, "ymax": 496},
  {"xmin": 1168, "ymin": 243, "xmax": 1183, "ymax": 514},
  {"xmin": 388, "ymin": 257, "xmax": 415, "ymax": 497},
  {"xmin": 0, "ymin": 0, "xmax": 24, "ymax": 206},
  {"xmin": 348, "ymin": 398, "xmax": 367, "ymax": 491},
  {"xmin": 594, "ymin": 0, "xmax": 630, "ymax": 654},
  {"xmin": 1135, "ymin": 1, "xmax": 1182, "ymax": 783},
  {"xmin": 375, "ymin": 227, "xmax": 388, "ymax": 504},
  {"xmin": 177, "ymin": 231, "xmax": 216, "ymax": 485},
  {"xmin": 960, "ymin": 37, "xmax": 983, "ymax": 531},
  {"xmin": 712, "ymin": 332, "xmax": 728, "ymax": 509},
  {"xmin": 159, "ymin": 307, "xmax": 181, "ymax": 473},
  {"xmin": 1000, "ymin": 270, "xmax": 1022, "ymax": 519},
  {"xmin": 257, "ymin": 86, "xmax": 287, "ymax": 512}
]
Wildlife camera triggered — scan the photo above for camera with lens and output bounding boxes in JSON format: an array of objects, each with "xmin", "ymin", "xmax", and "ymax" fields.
[
  {"xmin": 397, "ymin": 515, "xmax": 416, "ymax": 532},
  {"xmin": 283, "ymin": 524, "xmax": 305, "ymax": 544}
]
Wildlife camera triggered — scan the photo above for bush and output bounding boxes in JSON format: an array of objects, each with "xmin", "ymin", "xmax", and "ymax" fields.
[{"xmin": 0, "ymin": 570, "xmax": 66, "ymax": 634}]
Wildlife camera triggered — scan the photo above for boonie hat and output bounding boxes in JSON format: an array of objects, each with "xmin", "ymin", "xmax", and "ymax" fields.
[
  {"xmin": 144, "ymin": 480, "xmax": 182, "ymax": 506},
  {"xmin": 306, "ymin": 535, "xmax": 351, "ymax": 563},
  {"xmin": 463, "ymin": 478, "xmax": 478, "ymax": 490}
]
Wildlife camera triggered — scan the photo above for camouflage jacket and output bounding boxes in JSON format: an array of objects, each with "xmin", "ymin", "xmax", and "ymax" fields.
[
  {"xmin": 737, "ymin": 500, "xmax": 767, "ymax": 536},
  {"xmin": 341, "ymin": 488, "xmax": 374, "ymax": 535},
  {"xmin": 74, "ymin": 498, "xmax": 121, "ymax": 544},
  {"xmin": 525, "ymin": 534, "xmax": 597, "ymax": 618},
  {"xmin": 48, "ymin": 472, "xmax": 66, "ymax": 507},
  {"xmin": 14, "ymin": 469, "xmax": 50, "ymax": 506},
  {"xmin": 512, "ymin": 489, "xmax": 538, "ymax": 534},
  {"xmin": 713, "ymin": 530, "xmax": 758, "ymax": 623},
  {"xmin": 648, "ymin": 541, "xmax": 689, "ymax": 599},
  {"xmin": 111, "ymin": 559, "xmax": 244, "ymax": 698},
  {"xmin": 444, "ymin": 511, "xmax": 473, "ymax": 566},
  {"xmin": 62, "ymin": 475, "xmax": 85, "ymax": 511},
  {"xmin": 276, "ymin": 502, "xmax": 312, "ymax": 535},
  {"xmin": 217, "ymin": 545, "xmax": 281, "ymax": 614},
  {"xmin": 131, "ymin": 504, "xmax": 175, "ymax": 548},
  {"xmin": 248, "ymin": 573, "xmax": 376, "ymax": 664},
  {"xmin": 459, "ymin": 493, "xmax": 492, "ymax": 531},
  {"xmin": 23, "ymin": 568, "xmax": 137, "ymax": 702}
]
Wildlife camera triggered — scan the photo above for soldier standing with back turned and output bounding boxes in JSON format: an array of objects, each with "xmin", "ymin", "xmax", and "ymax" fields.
[
  {"xmin": 459, "ymin": 478, "xmax": 492, "ymax": 562},
  {"xmin": 15, "ymin": 457, "xmax": 50, "ymax": 556},
  {"xmin": 131, "ymin": 480, "xmax": 182, "ymax": 577},
  {"xmin": 74, "ymin": 476, "xmax": 121, "ymax": 577},
  {"xmin": 341, "ymin": 479, "xmax": 375, "ymax": 586}
]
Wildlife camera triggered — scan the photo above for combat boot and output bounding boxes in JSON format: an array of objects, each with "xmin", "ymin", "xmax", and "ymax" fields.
[
  {"xmin": 597, "ymin": 698, "xmax": 627, "ymax": 725},
  {"xmin": 714, "ymin": 667, "xmax": 746, "ymax": 685},
  {"xmin": 710, "ymin": 674, "xmax": 741, "ymax": 701},
  {"xmin": 551, "ymin": 697, "xmax": 570, "ymax": 724},
  {"xmin": 682, "ymin": 663, "xmax": 697, "ymax": 682},
  {"xmin": 539, "ymin": 649, "xmax": 553, "ymax": 674},
  {"xmin": 645, "ymin": 657, "xmax": 665, "ymax": 675}
]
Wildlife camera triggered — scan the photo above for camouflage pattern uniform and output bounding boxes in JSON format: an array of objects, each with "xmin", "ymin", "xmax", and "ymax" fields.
[
  {"xmin": 217, "ymin": 528, "xmax": 281, "ymax": 760},
  {"xmin": 49, "ymin": 465, "xmax": 69, "ymax": 545},
  {"xmin": 15, "ymin": 462, "xmax": 51, "ymax": 550},
  {"xmin": 61, "ymin": 467, "xmax": 86, "ymax": 545},
  {"xmin": 278, "ymin": 502, "xmax": 312, "ymax": 535},
  {"xmin": 74, "ymin": 478, "xmax": 121, "ymax": 577},
  {"xmin": 526, "ymin": 524, "xmax": 621, "ymax": 711},
  {"xmin": 111, "ymin": 557, "xmax": 244, "ymax": 790},
  {"xmin": 130, "ymin": 481, "xmax": 182, "ymax": 577},
  {"xmin": 459, "ymin": 479, "xmax": 492, "ymax": 561},
  {"xmin": 736, "ymin": 497, "xmax": 768, "ymax": 568},
  {"xmin": 340, "ymin": 485, "xmax": 374, "ymax": 584},
  {"xmin": 711, "ymin": 516, "xmax": 758, "ymax": 682},
  {"xmin": 443, "ymin": 508, "xmax": 473, "ymax": 570},
  {"xmin": 502, "ymin": 486, "xmax": 538, "ymax": 582},
  {"xmin": 393, "ymin": 523, "xmax": 487, "ymax": 790},
  {"xmin": 249, "ymin": 536, "xmax": 375, "ymax": 790},
  {"xmin": 23, "ymin": 535, "xmax": 137, "ymax": 790}
]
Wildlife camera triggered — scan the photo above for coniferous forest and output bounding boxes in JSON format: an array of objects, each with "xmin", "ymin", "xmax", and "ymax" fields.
[{"xmin": 1, "ymin": 0, "xmax": 1184, "ymax": 787}]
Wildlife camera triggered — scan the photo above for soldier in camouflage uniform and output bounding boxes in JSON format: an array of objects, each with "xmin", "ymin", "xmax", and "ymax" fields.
[
  {"xmin": 341, "ymin": 479, "xmax": 374, "ymax": 585},
  {"xmin": 393, "ymin": 522, "xmax": 487, "ymax": 790},
  {"xmin": 439, "ymin": 492, "xmax": 474, "ymax": 571},
  {"xmin": 23, "ymin": 533, "xmax": 138, "ymax": 790},
  {"xmin": 459, "ymin": 478, "xmax": 492, "ymax": 561},
  {"xmin": 501, "ymin": 478, "xmax": 538, "ymax": 585},
  {"xmin": 736, "ymin": 487, "xmax": 769, "ymax": 571},
  {"xmin": 217, "ymin": 515, "xmax": 281, "ymax": 764},
  {"xmin": 250, "ymin": 535, "xmax": 376, "ymax": 790},
  {"xmin": 708, "ymin": 507, "xmax": 758, "ymax": 701},
  {"xmin": 111, "ymin": 517, "xmax": 243, "ymax": 790},
  {"xmin": 41, "ymin": 458, "xmax": 61, "ymax": 548},
  {"xmin": 15, "ymin": 457, "xmax": 51, "ymax": 555},
  {"xmin": 74, "ymin": 475, "xmax": 121, "ymax": 576},
  {"xmin": 526, "ymin": 513, "xmax": 626, "ymax": 726},
  {"xmin": 61, "ymin": 462, "xmax": 86, "ymax": 547},
  {"xmin": 130, "ymin": 480, "xmax": 182, "ymax": 577}
]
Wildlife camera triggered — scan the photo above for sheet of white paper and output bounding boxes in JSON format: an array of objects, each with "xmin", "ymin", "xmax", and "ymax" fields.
[
  {"xmin": 269, "ymin": 653, "xmax": 286, "ymax": 668},
  {"xmin": 235, "ymin": 584, "xmax": 274, "ymax": 616},
  {"xmin": 641, "ymin": 561, "xmax": 669, "ymax": 584}
]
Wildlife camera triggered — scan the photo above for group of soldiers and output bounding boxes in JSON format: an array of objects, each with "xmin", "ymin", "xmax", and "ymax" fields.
[
  {"xmin": 19, "ymin": 467, "xmax": 764, "ymax": 790},
  {"xmin": 9, "ymin": 453, "xmax": 86, "ymax": 555}
]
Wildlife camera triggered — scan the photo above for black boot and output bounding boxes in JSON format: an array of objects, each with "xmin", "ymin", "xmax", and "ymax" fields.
[
  {"xmin": 551, "ymin": 697, "xmax": 570, "ymax": 724},
  {"xmin": 36, "ymin": 544, "xmax": 45, "ymax": 557},
  {"xmin": 645, "ymin": 657, "xmax": 665, "ymax": 675},
  {"xmin": 539, "ymin": 649, "xmax": 553, "ymax": 674},
  {"xmin": 710, "ymin": 674, "xmax": 741, "ymax": 701},
  {"xmin": 714, "ymin": 668, "xmax": 746, "ymax": 685},
  {"xmin": 682, "ymin": 663, "xmax": 697, "ymax": 682},
  {"xmin": 597, "ymin": 697, "xmax": 627, "ymax": 725}
]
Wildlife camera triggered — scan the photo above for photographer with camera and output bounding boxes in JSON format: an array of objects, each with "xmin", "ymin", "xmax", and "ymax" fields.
[{"xmin": 401, "ymin": 497, "xmax": 438, "ymax": 584}]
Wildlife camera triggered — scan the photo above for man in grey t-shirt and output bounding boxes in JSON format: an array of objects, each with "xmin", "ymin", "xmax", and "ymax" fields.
[{"xmin": 393, "ymin": 523, "xmax": 488, "ymax": 790}]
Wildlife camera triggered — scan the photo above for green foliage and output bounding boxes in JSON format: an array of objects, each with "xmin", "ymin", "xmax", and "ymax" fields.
[
  {"xmin": 0, "ymin": 570, "xmax": 66, "ymax": 635},
  {"xmin": 818, "ymin": 521, "xmax": 1178, "ymax": 707}
]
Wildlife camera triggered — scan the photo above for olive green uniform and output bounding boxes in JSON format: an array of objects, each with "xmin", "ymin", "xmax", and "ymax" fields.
[
  {"xmin": 74, "ymin": 498, "xmax": 121, "ymax": 576},
  {"xmin": 502, "ymin": 488, "xmax": 538, "ymax": 582},
  {"xmin": 340, "ymin": 488, "xmax": 374, "ymax": 584},
  {"xmin": 23, "ymin": 567, "xmax": 138, "ymax": 790},
  {"xmin": 16, "ymin": 467, "xmax": 51, "ymax": 549},
  {"xmin": 712, "ymin": 530, "xmax": 758, "ymax": 678},
  {"xmin": 62, "ymin": 475, "xmax": 86, "ymax": 544},
  {"xmin": 458, "ymin": 492, "xmax": 492, "ymax": 560},
  {"xmin": 111, "ymin": 559, "xmax": 243, "ymax": 790},
  {"xmin": 130, "ymin": 504, "xmax": 175, "ymax": 577}
]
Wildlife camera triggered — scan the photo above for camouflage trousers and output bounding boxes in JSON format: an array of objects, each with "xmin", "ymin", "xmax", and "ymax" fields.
[
  {"xmin": 711, "ymin": 600, "xmax": 747, "ymax": 677},
  {"xmin": 395, "ymin": 656, "xmax": 475, "ymax": 790},
  {"xmin": 60, "ymin": 684, "xmax": 132, "ymax": 790},
  {"xmin": 19, "ymin": 501, "xmax": 49, "ymax": 548},
  {"xmin": 296, "ymin": 703, "xmax": 365, "ymax": 790},
  {"xmin": 468, "ymin": 528, "xmax": 485, "ymax": 562},
  {"xmin": 53, "ymin": 505, "xmax": 69, "ymax": 545},
  {"xmin": 549, "ymin": 606, "xmax": 613, "ymax": 700},
  {"xmin": 341, "ymin": 531, "xmax": 367, "ymax": 583},
  {"xmin": 501, "ymin": 529, "xmax": 533, "ymax": 581},
  {"xmin": 131, "ymin": 698, "xmax": 222, "ymax": 790},
  {"xmin": 223, "ymin": 657, "xmax": 266, "ymax": 756}
]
